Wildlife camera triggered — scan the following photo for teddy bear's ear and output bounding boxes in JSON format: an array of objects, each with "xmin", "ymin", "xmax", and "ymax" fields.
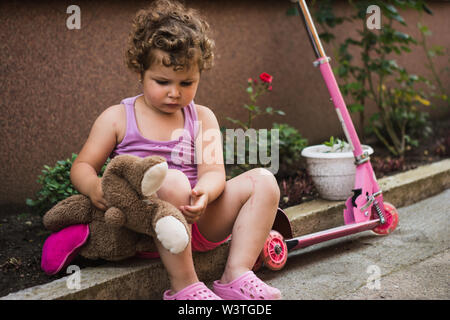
[{"xmin": 141, "ymin": 161, "xmax": 168, "ymax": 196}]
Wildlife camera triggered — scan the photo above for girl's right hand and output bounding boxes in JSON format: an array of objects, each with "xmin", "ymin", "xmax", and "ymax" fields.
[{"xmin": 88, "ymin": 178, "xmax": 108, "ymax": 211}]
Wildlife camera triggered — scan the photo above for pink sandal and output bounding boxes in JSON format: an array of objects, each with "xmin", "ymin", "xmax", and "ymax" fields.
[
  {"xmin": 213, "ymin": 271, "xmax": 282, "ymax": 300},
  {"xmin": 163, "ymin": 282, "xmax": 222, "ymax": 300}
]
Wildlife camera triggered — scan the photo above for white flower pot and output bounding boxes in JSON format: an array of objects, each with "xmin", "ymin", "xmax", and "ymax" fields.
[{"xmin": 301, "ymin": 144, "xmax": 374, "ymax": 200}]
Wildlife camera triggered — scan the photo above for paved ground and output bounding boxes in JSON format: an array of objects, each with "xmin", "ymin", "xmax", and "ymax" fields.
[{"xmin": 255, "ymin": 189, "xmax": 450, "ymax": 300}]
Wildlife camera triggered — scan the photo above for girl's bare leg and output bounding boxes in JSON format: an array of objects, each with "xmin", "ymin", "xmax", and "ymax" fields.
[
  {"xmin": 156, "ymin": 169, "xmax": 198, "ymax": 292},
  {"xmin": 197, "ymin": 168, "xmax": 280, "ymax": 283}
]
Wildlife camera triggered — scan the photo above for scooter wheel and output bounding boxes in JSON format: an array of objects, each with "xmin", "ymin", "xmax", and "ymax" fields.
[
  {"xmin": 372, "ymin": 202, "xmax": 399, "ymax": 235},
  {"xmin": 261, "ymin": 230, "xmax": 287, "ymax": 271}
]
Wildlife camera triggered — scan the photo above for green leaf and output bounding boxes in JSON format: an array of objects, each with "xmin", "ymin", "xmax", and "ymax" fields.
[
  {"xmin": 286, "ymin": 6, "xmax": 298, "ymax": 16},
  {"xmin": 422, "ymin": 4, "xmax": 433, "ymax": 15},
  {"xmin": 319, "ymin": 32, "xmax": 335, "ymax": 44},
  {"xmin": 385, "ymin": 4, "xmax": 398, "ymax": 15},
  {"xmin": 392, "ymin": 14, "xmax": 406, "ymax": 25},
  {"xmin": 338, "ymin": 65, "xmax": 348, "ymax": 77},
  {"xmin": 400, "ymin": 45, "xmax": 411, "ymax": 52},
  {"xmin": 418, "ymin": 23, "xmax": 431, "ymax": 36},
  {"xmin": 348, "ymin": 103, "xmax": 365, "ymax": 113},
  {"xmin": 431, "ymin": 45, "xmax": 445, "ymax": 56},
  {"xmin": 394, "ymin": 31, "xmax": 410, "ymax": 42},
  {"xmin": 383, "ymin": 5, "xmax": 406, "ymax": 25},
  {"xmin": 226, "ymin": 117, "xmax": 240, "ymax": 124},
  {"xmin": 346, "ymin": 82, "xmax": 363, "ymax": 90}
]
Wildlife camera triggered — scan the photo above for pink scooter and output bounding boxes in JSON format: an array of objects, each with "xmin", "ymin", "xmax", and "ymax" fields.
[{"xmin": 254, "ymin": 0, "xmax": 399, "ymax": 271}]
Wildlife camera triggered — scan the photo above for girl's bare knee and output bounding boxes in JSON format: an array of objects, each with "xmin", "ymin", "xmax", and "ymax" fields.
[
  {"xmin": 156, "ymin": 169, "xmax": 191, "ymax": 207},
  {"xmin": 250, "ymin": 168, "xmax": 280, "ymax": 203}
]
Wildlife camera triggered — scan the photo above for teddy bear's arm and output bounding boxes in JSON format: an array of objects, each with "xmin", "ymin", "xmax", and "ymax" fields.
[
  {"xmin": 43, "ymin": 194, "xmax": 94, "ymax": 232},
  {"xmin": 102, "ymin": 174, "xmax": 156, "ymax": 236}
]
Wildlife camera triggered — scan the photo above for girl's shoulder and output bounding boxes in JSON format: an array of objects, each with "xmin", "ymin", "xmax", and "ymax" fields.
[
  {"xmin": 96, "ymin": 104, "xmax": 126, "ymax": 126},
  {"xmin": 194, "ymin": 104, "xmax": 221, "ymax": 130},
  {"xmin": 194, "ymin": 104, "xmax": 217, "ymax": 122},
  {"xmin": 94, "ymin": 104, "xmax": 127, "ymax": 141}
]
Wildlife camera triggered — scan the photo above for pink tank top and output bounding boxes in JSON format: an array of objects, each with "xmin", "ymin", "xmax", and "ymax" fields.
[{"xmin": 110, "ymin": 94, "xmax": 199, "ymax": 188}]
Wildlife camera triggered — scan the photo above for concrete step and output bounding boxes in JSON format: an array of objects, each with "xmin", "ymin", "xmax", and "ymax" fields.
[{"xmin": 2, "ymin": 159, "xmax": 449, "ymax": 300}]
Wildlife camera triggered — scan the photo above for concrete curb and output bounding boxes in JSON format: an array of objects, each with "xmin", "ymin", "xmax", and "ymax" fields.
[{"xmin": 2, "ymin": 159, "xmax": 449, "ymax": 300}]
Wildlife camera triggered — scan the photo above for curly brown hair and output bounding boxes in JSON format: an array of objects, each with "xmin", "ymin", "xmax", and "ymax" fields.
[{"xmin": 125, "ymin": 0, "xmax": 214, "ymax": 76}]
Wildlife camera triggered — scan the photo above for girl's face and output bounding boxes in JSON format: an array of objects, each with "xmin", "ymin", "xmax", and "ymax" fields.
[{"xmin": 141, "ymin": 55, "xmax": 200, "ymax": 115}]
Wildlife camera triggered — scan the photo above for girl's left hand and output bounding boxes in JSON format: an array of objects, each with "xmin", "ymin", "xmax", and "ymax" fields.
[{"xmin": 180, "ymin": 187, "xmax": 208, "ymax": 224}]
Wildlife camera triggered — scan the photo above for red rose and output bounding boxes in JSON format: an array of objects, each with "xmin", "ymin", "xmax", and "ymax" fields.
[{"xmin": 259, "ymin": 72, "xmax": 273, "ymax": 83}]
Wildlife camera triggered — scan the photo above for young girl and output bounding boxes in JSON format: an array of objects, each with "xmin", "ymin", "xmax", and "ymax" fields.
[{"xmin": 70, "ymin": 0, "xmax": 281, "ymax": 300}]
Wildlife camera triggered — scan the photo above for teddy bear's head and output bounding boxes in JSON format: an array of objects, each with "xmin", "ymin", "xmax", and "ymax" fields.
[{"xmin": 102, "ymin": 154, "xmax": 168, "ymax": 199}]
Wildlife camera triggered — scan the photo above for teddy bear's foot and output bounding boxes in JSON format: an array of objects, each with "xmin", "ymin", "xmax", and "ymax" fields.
[{"xmin": 155, "ymin": 216, "xmax": 189, "ymax": 254}]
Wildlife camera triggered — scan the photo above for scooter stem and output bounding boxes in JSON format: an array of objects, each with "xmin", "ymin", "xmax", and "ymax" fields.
[
  {"xmin": 318, "ymin": 60, "xmax": 364, "ymax": 157},
  {"xmin": 297, "ymin": 0, "xmax": 364, "ymax": 157}
]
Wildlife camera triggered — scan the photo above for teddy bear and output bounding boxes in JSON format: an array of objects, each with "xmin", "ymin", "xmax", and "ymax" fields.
[{"xmin": 41, "ymin": 154, "xmax": 191, "ymax": 275}]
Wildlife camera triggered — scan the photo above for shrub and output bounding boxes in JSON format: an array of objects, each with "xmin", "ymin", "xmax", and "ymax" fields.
[
  {"xmin": 224, "ymin": 73, "xmax": 308, "ymax": 178},
  {"xmin": 311, "ymin": 0, "xmax": 437, "ymax": 156},
  {"xmin": 272, "ymin": 123, "xmax": 308, "ymax": 178},
  {"xmin": 26, "ymin": 154, "xmax": 109, "ymax": 215}
]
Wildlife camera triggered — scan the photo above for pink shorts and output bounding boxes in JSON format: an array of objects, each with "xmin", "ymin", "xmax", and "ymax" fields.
[{"xmin": 135, "ymin": 223, "xmax": 230, "ymax": 259}]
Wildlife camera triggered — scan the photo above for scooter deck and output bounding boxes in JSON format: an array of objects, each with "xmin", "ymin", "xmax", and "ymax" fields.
[{"xmin": 285, "ymin": 219, "xmax": 380, "ymax": 252}]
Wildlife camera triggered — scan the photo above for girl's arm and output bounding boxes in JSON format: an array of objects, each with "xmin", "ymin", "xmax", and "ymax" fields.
[
  {"xmin": 194, "ymin": 105, "xmax": 226, "ymax": 202},
  {"xmin": 180, "ymin": 105, "xmax": 226, "ymax": 221},
  {"xmin": 70, "ymin": 105, "xmax": 124, "ymax": 210}
]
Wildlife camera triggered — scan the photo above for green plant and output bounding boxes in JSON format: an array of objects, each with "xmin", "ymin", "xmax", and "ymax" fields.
[
  {"xmin": 270, "ymin": 123, "xmax": 308, "ymax": 178},
  {"xmin": 224, "ymin": 73, "xmax": 281, "ymax": 177},
  {"xmin": 310, "ymin": 0, "xmax": 435, "ymax": 156},
  {"xmin": 223, "ymin": 73, "xmax": 308, "ymax": 178},
  {"xmin": 26, "ymin": 154, "xmax": 109, "ymax": 215},
  {"xmin": 369, "ymin": 70, "xmax": 433, "ymax": 154},
  {"xmin": 226, "ymin": 73, "xmax": 285, "ymax": 130},
  {"xmin": 322, "ymin": 136, "xmax": 349, "ymax": 152},
  {"xmin": 273, "ymin": 123, "xmax": 308, "ymax": 163},
  {"xmin": 417, "ymin": 22, "xmax": 449, "ymax": 107}
]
